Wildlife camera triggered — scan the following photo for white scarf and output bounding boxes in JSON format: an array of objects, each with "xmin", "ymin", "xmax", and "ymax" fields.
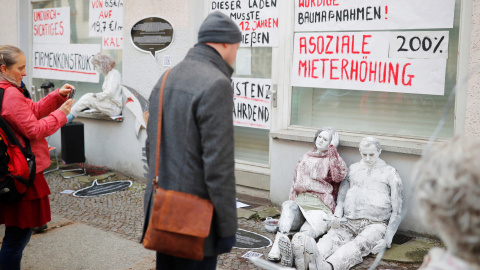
[{"xmin": 0, "ymin": 73, "xmax": 20, "ymax": 88}]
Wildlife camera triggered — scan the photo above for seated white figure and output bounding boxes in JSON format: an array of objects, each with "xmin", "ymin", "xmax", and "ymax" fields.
[
  {"xmin": 297, "ymin": 137, "xmax": 403, "ymax": 270},
  {"xmin": 67, "ymin": 53, "xmax": 122, "ymax": 122},
  {"xmin": 415, "ymin": 136, "xmax": 480, "ymax": 270},
  {"xmin": 267, "ymin": 127, "xmax": 348, "ymax": 269}
]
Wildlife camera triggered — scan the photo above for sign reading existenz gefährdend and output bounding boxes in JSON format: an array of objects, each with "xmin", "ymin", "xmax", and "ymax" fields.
[
  {"xmin": 210, "ymin": 0, "xmax": 279, "ymax": 47},
  {"xmin": 232, "ymin": 77, "xmax": 271, "ymax": 129}
]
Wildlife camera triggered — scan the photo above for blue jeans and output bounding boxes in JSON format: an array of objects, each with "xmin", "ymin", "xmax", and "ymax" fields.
[
  {"xmin": 156, "ymin": 252, "xmax": 217, "ymax": 270},
  {"xmin": 0, "ymin": 227, "xmax": 33, "ymax": 270}
]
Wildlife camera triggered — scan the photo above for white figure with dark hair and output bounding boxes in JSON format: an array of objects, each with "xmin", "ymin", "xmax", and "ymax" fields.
[
  {"xmin": 298, "ymin": 137, "xmax": 403, "ymax": 270},
  {"xmin": 67, "ymin": 53, "xmax": 122, "ymax": 122},
  {"xmin": 416, "ymin": 136, "xmax": 480, "ymax": 270},
  {"xmin": 267, "ymin": 127, "xmax": 348, "ymax": 269}
]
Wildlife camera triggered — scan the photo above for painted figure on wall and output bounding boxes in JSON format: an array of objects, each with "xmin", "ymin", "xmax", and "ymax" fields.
[
  {"xmin": 267, "ymin": 127, "xmax": 348, "ymax": 269},
  {"xmin": 293, "ymin": 136, "xmax": 403, "ymax": 270},
  {"xmin": 416, "ymin": 136, "xmax": 480, "ymax": 270},
  {"xmin": 67, "ymin": 53, "xmax": 122, "ymax": 122}
]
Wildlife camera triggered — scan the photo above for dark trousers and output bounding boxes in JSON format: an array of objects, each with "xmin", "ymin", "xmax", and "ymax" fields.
[
  {"xmin": 0, "ymin": 226, "xmax": 33, "ymax": 270},
  {"xmin": 156, "ymin": 252, "xmax": 217, "ymax": 270}
]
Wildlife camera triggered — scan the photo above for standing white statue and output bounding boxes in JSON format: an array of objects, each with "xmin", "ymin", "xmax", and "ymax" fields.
[
  {"xmin": 268, "ymin": 127, "xmax": 348, "ymax": 269},
  {"xmin": 295, "ymin": 136, "xmax": 403, "ymax": 270},
  {"xmin": 416, "ymin": 136, "xmax": 480, "ymax": 270},
  {"xmin": 67, "ymin": 53, "xmax": 122, "ymax": 122}
]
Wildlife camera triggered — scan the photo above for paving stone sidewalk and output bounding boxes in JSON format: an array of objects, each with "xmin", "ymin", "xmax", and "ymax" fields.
[{"xmin": 45, "ymin": 168, "xmax": 426, "ymax": 270}]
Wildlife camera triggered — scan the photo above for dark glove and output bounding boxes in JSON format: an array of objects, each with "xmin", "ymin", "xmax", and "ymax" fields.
[{"xmin": 215, "ymin": 235, "xmax": 236, "ymax": 254}]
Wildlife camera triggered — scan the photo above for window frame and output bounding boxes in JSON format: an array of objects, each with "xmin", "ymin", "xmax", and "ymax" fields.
[{"xmin": 271, "ymin": 0, "xmax": 473, "ymax": 154}]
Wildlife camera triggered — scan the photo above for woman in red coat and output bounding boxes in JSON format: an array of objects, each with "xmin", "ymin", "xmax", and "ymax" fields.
[{"xmin": 0, "ymin": 45, "xmax": 75, "ymax": 269}]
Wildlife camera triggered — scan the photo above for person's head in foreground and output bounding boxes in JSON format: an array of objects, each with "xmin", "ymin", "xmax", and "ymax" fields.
[{"xmin": 415, "ymin": 136, "xmax": 480, "ymax": 269}]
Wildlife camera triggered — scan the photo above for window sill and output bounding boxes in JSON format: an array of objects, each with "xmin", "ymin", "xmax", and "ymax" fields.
[
  {"xmin": 270, "ymin": 128, "xmax": 440, "ymax": 156},
  {"xmin": 77, "ymin": 112, "xmax": 123, "ymax": 122}
]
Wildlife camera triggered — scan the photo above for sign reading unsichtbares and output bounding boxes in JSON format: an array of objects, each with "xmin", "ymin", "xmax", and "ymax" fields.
[
  {"xmin": 210, "ymin": 0, "xmax": 279, "ymax": 47},
  {"xmin": 232, "ymin": 77, "xmax": 272, "ymax": 129},
  {"xmin": 32, "ymin": 44, "xmax": 100, "ymax": 83}
]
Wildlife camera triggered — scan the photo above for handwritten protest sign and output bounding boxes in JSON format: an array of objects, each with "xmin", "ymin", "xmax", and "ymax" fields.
[
  {"xmin": 32, "ymin": 44, "xmax": 100, "ymax": 83},
  {"xmin": 89, "ymin": 0, "xmax": 124, "ymax": 49},
  {"xmin": 294, "ymin": 0, "xmax": 456, "ymax": 32},
  {"xmin": 210, "ymin": 0, "xmax": 279, "ymax": 47},
  {"xmin": 291, "ymin": 31, "xmax": 448, "ymax": 95},
  {"xmin": 232, "ymin": 77, "xmax": 272, "ymax": 129},
  {"xmin": 389, "ymin": 31, "xmax": 449, "ymax": 59},
  {"xmin": 33, "ymin": 7, "xmax": 70, "ymax": 44}
]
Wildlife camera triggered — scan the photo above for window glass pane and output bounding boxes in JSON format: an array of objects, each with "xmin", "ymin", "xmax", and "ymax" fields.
[
  {"xmin": 233, "ymin": 47, "xmax": 272, "ymax": 165},
  {"xmin": 291, "ymin": 1, "xmax": 460, "ymax": 139},
  {"xmin": 31, "ymin": 0, "xmax": 122, "ymax": 101}
]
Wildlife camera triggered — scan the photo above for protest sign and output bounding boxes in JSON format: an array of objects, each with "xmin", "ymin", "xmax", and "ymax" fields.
[
  {"xmin": 294, "ymin": 0, "xmax": 456, "ymax": 32},
  {"xmin": 33, "ymin": 7, "xmax": 70, "ymax": 44},
  {"xmin": 211, "ymin": 0, "xmax": 279, "ymax": 47},
  {"xmin": 232, "ymin": 77, "xmax": 272, "ymax": 129},
  {"xmin": 32, "ymin": 44, "xmax": 100, "ymax": 83},
  {"xmin": 89, "ymin": 0, "xmax": 124, "ymax": 47},
  {"xmin": 291, "ymin": 31, "xmax": 448, "ymax": 95}
]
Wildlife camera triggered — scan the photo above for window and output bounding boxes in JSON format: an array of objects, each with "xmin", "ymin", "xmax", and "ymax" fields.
[
  {"xmin": 233, "ymin": 47, "xmax": 272, "ymax": 164},
  {"xmin": 31, "ymin": 0, "xmax": 122, "ymax": 102},
  {"xmin": 290, "ymin": 1, "xmax": 461, "ymax": 140}
]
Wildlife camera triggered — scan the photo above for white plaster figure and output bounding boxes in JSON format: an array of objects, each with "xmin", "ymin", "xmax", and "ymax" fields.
[
  {"xmin": 267, "ymin": 127, "xmax": 348, "ymax": 270},
  {"xmin": 416, "ymin": 136, "xmax": 480, "ymax": 270},
  {"xmin": 67, "ymin": 53, "xmax": 122, "ymax": 122},
  {"xmin": 299, "ymin": 136, "xmax": 403, "ymax": 270}
]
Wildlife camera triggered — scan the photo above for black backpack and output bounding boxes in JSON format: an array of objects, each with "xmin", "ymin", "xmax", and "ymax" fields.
[{"xmin": 0, "ymin": 87, "xmax": 36, "ymax": 203}]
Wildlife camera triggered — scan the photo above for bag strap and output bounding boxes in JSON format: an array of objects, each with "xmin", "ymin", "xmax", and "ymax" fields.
[
  {"xmin": 0, "ymin": 88, "xmax": 34, "ymax": 156},
  {"xmin": 153, "ymin": 69, "xmax": 171, "ymax": 190},
  {"xmin": 0, "ymin": 87, "xmax": 36, "ymax": 188}
]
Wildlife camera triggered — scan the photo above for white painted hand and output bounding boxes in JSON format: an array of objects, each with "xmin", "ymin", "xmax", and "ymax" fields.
[
  {"xmin": 330, "ymin": 131, "xmax": 339, "ymax": 147},
  {"xmin": 372, "ymin": 239, "xmax": 387, "ymax": 254}
]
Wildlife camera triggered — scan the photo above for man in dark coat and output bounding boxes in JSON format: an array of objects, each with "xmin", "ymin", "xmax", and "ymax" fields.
[{"xmin": 142, "ymin": 11, "xmax": 241, "ymax": 270}]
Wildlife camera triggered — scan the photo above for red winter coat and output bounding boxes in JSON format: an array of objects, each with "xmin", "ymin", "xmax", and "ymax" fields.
[{"xmin": 0, "ymin": 80, "xmax": 68, "ymax": 228}]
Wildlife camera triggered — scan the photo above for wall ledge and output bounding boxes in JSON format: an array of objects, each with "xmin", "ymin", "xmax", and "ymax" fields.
[
  {"xmin": 270, "ymin": 128, "xmax": 446, "ymax": 156},
  {"xmin": 77, "ymin": 112, "xmax": 123, "ymax": 122}
]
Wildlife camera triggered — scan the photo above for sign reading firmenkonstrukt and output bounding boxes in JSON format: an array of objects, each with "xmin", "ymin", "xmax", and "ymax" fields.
[{"xmin": 32, "ymin": 44, "xmax": 100, "ymax": 83}]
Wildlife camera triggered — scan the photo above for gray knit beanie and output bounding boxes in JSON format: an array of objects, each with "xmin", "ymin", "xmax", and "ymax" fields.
[{"xmin": 198, "ymin": 11, "xmax": 242, "ymax": 44}]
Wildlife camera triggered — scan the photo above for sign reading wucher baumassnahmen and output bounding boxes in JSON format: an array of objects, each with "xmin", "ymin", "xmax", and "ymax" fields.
[
  {"xmin": 291, "ymin": 0, "xmax": 456, "ymax": 96},
  {"xmin": 210, "ymin": 0, "xmax": 279, "ymax": 47}
]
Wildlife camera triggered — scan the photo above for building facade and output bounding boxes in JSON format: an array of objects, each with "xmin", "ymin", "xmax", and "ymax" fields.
[{"xmin": 1, "ymin": 0, "xmax": 479, "ymax": 236}]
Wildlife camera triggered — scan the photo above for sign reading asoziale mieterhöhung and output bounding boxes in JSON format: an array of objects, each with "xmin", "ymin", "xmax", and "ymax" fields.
[{"xmin": 291, "ymin": 0, "xmax": 456, "ymax": 96}]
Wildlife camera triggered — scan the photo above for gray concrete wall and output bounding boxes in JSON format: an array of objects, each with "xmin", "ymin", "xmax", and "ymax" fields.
[
  {"xmin": 465, "ymin": 0, "xmax": 480, "ymax": 135},
  {"xmin": 0, "ymin": 0, "xmax": 18, "ymax": 46},
  {"xmin": 48, "ymin": 0, "xmax": 204, "ymax": 178}
]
